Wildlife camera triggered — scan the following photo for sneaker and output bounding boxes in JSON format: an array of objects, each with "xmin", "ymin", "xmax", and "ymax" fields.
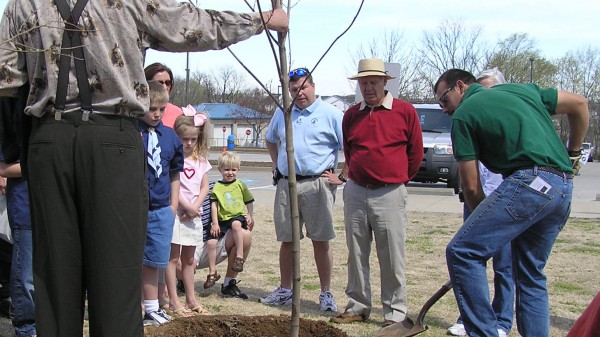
[
  {"xmin": 447, "ymin": 323, "xmax": 466, "ymax": 336},
  {"xmin": 176, "ymin": 279, "xmax": 185, "ymax": 294},
  {"xmin": 498, "ymin": 329, "xmax": 508, "ymax": 337},
  {"xmin": 259, "ymin": 287, "xmax": 292, "ymax": 306},
  {"xmin": 319, "ymin": 291, "xmax": 338, "ymax": 311},
  {"xmin": 143, "ymin": 309, "xmax": 171, "ymax": 326},
  {"xmin": 221, "ymin": 279, "xmax": 249, "ymax": 300}
]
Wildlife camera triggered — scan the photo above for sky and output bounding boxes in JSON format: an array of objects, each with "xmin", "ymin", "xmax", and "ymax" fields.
[{"xmin": 1, "ymin": 0, "xmax": 598, "ymax": 96}]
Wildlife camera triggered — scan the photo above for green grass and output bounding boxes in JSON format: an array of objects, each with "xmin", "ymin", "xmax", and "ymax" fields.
[
  {"xmin": 568, "ymin": 219, "xmax": 598, "ymax": 231},
  {"xmin": 553, "ymin": 281, "xmax": 584, "ymax": 294},
  {"xmin": 564, "ymin": 244, "xmax": 600, "ymax": 255}
]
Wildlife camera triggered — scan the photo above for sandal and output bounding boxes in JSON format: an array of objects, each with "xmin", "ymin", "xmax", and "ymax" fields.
[
  {"xmin": 203, "ymin": 272, "xmax": 221, "ymax": 289},
  {"xmin": 188, "ymin": 305, "xmax": 211, "ymax": 315},
  {"xmin": 232, "ymin": 257, "xmax": 245, "ymax": 272},
  {"xmin": 167, "ymin": 306, "xmax": 196, "ymax": 318}
]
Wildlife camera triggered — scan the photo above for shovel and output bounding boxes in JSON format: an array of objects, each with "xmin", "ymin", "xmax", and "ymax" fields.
[{"xmin": 373, "ymin": 280, "xmax": 453, "ymax": 337}]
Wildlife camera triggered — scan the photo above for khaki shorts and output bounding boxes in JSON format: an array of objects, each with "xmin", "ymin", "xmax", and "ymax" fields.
[
  {"xmin": 195, "ymin": 231, "xmax": 230, "ymax": 269},
  {"xmin": 273, "ymin": 177, "xmax": 337, "ymax": 242}
]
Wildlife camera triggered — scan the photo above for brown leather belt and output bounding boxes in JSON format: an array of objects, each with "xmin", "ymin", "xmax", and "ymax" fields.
[
  {"xmin": 353, "ymin": 181, "xmax": 400, "ymax": 189},
  {"xmin": 509, "ymin": 166, "xmax": 573, "ymax": 180}
]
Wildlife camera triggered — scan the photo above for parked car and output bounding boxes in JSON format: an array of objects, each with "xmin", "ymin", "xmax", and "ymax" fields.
[
  {"xmin": 582, "ymin": 142, "xmax": 594, "ymax": 162},
  {"xmin": 411, "ymin": 104, "xmax": 460, "ymax": 193}
]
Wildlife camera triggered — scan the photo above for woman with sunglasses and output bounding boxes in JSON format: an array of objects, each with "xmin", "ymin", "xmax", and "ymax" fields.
[{"xmin": 145, "ymin": 63, "xmax": 182, "ymax": 129}]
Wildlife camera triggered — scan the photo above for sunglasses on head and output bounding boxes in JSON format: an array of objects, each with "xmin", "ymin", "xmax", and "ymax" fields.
[
  {"xmin": 157, "ymin": 80, "xmax": 173, "ymax": 87},
  {"xmin": 288, "ymin": 68, "xmax": 308, "ymax": 78}
]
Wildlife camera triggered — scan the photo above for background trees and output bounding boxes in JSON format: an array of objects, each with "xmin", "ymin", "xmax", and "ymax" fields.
[{"xmin": 170, "ymin": 19, "xmax": 599, "ymax": 157}]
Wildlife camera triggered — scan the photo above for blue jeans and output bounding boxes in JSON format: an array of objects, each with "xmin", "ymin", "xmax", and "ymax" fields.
[
  {"xmin": 6, "ymin": 178, "xmax": 36, "ymax": 336},
  {"xmin": 144, "ymin": 206, "xmax": 175, "ymax": 268},
  {"xmin": 10, "ymin": 229, "xmax": 36, "ymax": 337},
  {"xmin": 447, "ymin": 168, "xmax": 572, "ymax": 337},
  {"xmin": 456, "ymin": 205, "xmax": 514, "ymax": 333}
]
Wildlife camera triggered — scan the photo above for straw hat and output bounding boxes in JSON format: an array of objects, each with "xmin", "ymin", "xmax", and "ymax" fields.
[{"xmin": 348, "ymin": 58, "xmax": 395, "ymax": 80}]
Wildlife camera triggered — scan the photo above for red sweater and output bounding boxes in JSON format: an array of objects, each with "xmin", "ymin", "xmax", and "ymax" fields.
[
  {"xmin": 343, "ymin": 97, "xmax": 423, "ymax": 185},
  {"xmin": 566, "ymin": 292, "xmax": 600, "ymax": 337}
]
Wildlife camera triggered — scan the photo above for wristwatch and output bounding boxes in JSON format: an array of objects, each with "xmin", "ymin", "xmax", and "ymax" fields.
[
  {"xmin": 567, "ymin": 149, "xmax": 582, "ymax": 157},
  {"xmin": 338, "ymin": 173, "xmax": 347, "ymax": 183}
]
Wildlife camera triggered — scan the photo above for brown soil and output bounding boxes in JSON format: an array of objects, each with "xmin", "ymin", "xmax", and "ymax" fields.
[{"xmin": 144, "ymin": 315, "xmax": 349, "ymax": 337}]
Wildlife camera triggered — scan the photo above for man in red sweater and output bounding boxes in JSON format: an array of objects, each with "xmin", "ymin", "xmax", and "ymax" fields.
[{"xmin": 331, "ymin": 58, "xmax": 423, "ymax": 327}]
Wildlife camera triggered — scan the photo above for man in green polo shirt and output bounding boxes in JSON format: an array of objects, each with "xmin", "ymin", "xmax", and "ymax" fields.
[{"xmin": 434, "ymin": 68, "xmax": 589, "ymax": 337}]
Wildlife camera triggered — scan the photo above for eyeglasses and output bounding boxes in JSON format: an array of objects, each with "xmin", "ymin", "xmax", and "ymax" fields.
[
  {"xmin": 438, "ymin": 85, "xmax": 454, "ymax": 107},
  {"xmin": 157, "ymin": 80, "xmax": 173, "ymax": 87},
  {"xmin": 288, "ymin": 68, "xmax": 308, "ymax": 78}
]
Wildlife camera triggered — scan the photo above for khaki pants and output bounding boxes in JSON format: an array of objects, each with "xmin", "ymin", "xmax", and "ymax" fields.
[{"xmin": 342, "ymin": 180, "xmax": 408, "ymax": 322}]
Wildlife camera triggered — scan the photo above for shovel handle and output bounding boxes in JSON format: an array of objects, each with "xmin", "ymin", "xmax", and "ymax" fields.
[{"xmin": 415, "ymin": 280, "xmax": 453, "ymax": 326}]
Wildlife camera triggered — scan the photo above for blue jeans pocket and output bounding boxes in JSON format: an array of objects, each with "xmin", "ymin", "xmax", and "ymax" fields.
[{"xmin": 505, "ymin": 179, "xmax": 552, "ymax": 220}]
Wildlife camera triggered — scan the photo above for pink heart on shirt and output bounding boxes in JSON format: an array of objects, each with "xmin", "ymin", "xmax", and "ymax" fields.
[{"xmin": 184, "ymin": 168, "xmax": 195, "ymax": 179}]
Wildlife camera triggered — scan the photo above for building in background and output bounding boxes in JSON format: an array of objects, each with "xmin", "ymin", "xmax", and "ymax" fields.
[{"xmin": 195, "ymin": 103, "xmax": 268, "ymax": 148}]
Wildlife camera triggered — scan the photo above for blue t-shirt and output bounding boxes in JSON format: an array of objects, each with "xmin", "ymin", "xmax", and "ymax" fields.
[
  {"xmin": 139, "ymin": 121, "xmax": 184, "ymax": 210},
  {"xmin": 266, "ymin": 97, "xmax": 343, "ymax": 176}
]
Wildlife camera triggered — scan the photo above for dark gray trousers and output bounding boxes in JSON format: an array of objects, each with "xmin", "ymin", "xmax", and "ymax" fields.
[{"xmin": 28, "ymin": 111, "xmax": 148, "ymax": 337}]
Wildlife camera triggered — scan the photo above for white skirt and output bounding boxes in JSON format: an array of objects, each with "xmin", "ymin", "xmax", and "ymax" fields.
[{"xmin": 172, "ymin": 215, "xmax": 203, "ymax": 246}]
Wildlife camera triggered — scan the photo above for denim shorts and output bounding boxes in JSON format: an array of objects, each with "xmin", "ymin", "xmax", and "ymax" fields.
[{"xmin": 144, "ymin": 206, "xmax": 175, "ymax": 268}]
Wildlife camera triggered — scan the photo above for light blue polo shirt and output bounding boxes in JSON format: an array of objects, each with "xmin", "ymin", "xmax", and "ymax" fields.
[{"xmin": 266, "ymin": 97, "xmax": 343, "ymax": 176}]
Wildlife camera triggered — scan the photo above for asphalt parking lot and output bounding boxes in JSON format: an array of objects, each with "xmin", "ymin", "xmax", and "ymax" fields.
[{"xmin": 214, "ymin": 149, "xmax": 599, "ymax": 219}]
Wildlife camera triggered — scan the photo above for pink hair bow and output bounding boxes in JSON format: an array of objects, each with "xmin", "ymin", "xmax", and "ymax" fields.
[{"xmin": 182, "ymin": 104, "xmax": 207, "ymax": 126}]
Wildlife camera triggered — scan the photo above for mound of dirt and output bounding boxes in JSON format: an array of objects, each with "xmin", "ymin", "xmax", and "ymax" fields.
[{"xmin": 144, "ymin": 315, "xmax": 349, "ymax": 337}]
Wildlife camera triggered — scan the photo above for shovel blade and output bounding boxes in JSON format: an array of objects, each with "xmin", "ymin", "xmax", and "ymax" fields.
[{"xmin": 372, "ymin": 316, "xmax": 427, "ymax": 337}]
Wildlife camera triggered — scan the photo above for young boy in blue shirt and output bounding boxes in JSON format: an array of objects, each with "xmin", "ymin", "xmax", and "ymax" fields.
[{"xmin": 139, "ymin": 81, "xmax": 184, "ymax": 326}]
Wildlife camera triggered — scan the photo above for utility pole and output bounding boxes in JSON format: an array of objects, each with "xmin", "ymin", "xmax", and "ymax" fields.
[
  {"xmin": 185, "ymin": 52, "xmax": 190, "ymax": 105},
  {"xmin": 184, "ymin": 0, "xmax": 199, "ymax": 105},
  {"xmin": 529, "ymin": 57, "xmax": 534, "ymax": 83}
]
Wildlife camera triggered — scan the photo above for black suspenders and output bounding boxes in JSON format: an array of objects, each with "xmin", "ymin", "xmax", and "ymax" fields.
[{"xmin": 53, "ymin": 0, "xmax": 92, "ymax": 121}]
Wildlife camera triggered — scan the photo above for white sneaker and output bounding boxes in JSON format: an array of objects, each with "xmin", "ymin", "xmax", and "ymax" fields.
[
  {"xmin": 447, "ymin": 323, "xmax": 466, "ymax": 336},
  {"xmin": 143, "ymin": 309, "xmax": 171, "ymax": 326},
  {"xmin": 259, "ymin": 287, "xmax": 292, "ymax": 306},
  {"xmin": 319, "ymin": 291, "xmax": 338, "ymax": 311},
  {"xmin": 498, "ymin": 329, "xmax": 508, "ymax": 337}
]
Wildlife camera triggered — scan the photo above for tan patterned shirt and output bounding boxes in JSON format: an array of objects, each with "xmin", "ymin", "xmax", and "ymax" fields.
[{"xmin": 0, "ymin": 0, "xmax": 264, "ymax": 117}]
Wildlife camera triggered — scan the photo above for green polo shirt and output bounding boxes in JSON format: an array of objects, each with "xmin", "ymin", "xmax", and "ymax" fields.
[{"xmin": 451, "ymin": 83, "xmax": 572, "ymax": 176}]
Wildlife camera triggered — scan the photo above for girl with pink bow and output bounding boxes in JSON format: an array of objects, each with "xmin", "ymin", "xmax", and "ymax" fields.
[{"xmin": 165, "ymin": 106, "xmax": 213, "ymax": 316}]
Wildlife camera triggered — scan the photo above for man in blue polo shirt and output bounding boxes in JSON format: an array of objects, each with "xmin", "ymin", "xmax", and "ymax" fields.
[{"xmin": 261, "ymin": 68, "xmax": 343, "ymax": 311}]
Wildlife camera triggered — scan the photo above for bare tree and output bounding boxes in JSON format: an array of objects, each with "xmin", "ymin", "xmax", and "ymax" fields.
[
  {"xmin": 351, "ymin": 29, "xmax": 426, "ymax": 100},
  {"xmin": 419, "ymin": 19, "xmax": 490, "ymax": 90},
  {"xmin": 556, "ymin": 47, "xmax": 600, "ymax": 98},
  {"xmin": 211, "ymin": 65, "xmax": 248, "ymax": 103},
  {"xmin": 486, "ymin": 33, "xmax": 556, "ymax": 86},
  {"xmin": 229, "ymin": 87, "xmax": 276, "ymax": 146},
  {"xmin": 555, "ymin": 47, "xmax": 600, "ymax": 153}
]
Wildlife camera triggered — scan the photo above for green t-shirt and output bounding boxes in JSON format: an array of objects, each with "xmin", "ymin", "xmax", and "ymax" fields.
[
  {"xmin": 451, "ymin": 83, "xmax": 572, "ymax": 176},
  {"xmin": 210, "ymin": 179, "xmax": 254, "ymax": 221}
]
